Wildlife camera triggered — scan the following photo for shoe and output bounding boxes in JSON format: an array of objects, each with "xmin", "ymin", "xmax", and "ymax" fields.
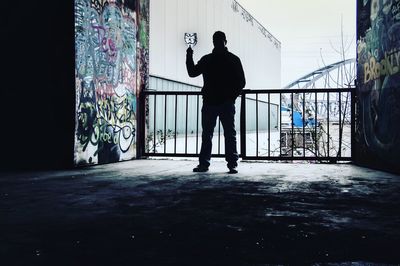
[
  {"xmin": 228, "ymin": 167, "xmax": 238, "ymax": 174},
  {"xmin": 193, "ymin": 165, "xmax": 209, "ymax": 172}
]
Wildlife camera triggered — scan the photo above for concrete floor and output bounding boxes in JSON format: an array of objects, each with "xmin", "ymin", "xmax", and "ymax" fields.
[{"xmin": 1, "ymin": 159, "xmax": 399, "ymax": 265}]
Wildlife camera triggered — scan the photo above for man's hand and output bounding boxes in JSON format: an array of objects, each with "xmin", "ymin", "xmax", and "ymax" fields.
[{"xmin": 186, "ymin": 47, "xmax": 193, "ymax": 57}]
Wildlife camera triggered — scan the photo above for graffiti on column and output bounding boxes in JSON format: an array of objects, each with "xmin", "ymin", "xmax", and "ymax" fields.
[
  {"xmin": 138, "ymin": 0, "xmax": 149, "ymax": 92},
  {"xmin": 74, "ymin": 0, "xmax": 148, "ymax": 165},
  {"xmin": 356, "ymin": 0, "xmax": 400, "ymax": 170}
]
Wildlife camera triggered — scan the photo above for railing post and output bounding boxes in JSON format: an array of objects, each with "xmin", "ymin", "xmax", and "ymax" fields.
[
  {"xmin": 137, "ymin": 87, "xmax": 147, "ymax": 159},
  {"xmin": 240, "ymin": 91, "xmax": 247, "ymax": 159},
  {"xmin": 351, "ymin": 84, "xmax": 356, "ymax": 161}
]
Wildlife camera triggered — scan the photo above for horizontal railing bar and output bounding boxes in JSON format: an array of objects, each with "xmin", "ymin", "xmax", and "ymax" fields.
[
  {"xmin": 143, "ymin": 153, "xmax": 227, "ymax": 158},
  {"xmin": 145, "ymin": 91, "xmax": 202, "ymax": 96},
  {"xmin": 143, "ymin": 153, "xmax": 351, "ymax": 161},
  {"xmin": 144, "ymin": 88, "xmax": 353, "ymax": 96},
  {"xmin": 242, "ymin": 156, "xmax": 352, "ymax": 161},
  {"xmin": 242, "ymin": 88, "xmax": 353, "ymax": 94}
]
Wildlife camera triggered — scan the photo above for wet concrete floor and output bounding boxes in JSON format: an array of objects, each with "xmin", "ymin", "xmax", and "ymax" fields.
[{"xmin": 0, "ymin": 159, "xmax": 400, "ymax": 265}]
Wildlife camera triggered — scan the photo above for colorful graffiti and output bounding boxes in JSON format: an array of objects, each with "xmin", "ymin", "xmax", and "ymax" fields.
[
  {"xmin": 137, "ymin": 0, "xmax": 150, "ymax": 92},
  {"xmin": 74, "ymin": 0, "xmax": 149, "ymax": 165},
  {"xmin": 356, "ymin": 0, "xmax": 400, "ymax": 172}
]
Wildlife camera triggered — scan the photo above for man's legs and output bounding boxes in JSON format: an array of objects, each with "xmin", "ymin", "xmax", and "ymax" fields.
[
  {"xmin": 198, "ymin": 104, "xmax": 218, "ymax": 168},
  {"xmin": 220, "ymin": 102, "xmax": 239, "ymax": 170}
]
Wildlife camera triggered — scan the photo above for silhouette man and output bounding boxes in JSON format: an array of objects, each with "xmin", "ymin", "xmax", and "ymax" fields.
[{"xmin": 186, "ymin": 31, "xmax": 246, "ymax": 174}]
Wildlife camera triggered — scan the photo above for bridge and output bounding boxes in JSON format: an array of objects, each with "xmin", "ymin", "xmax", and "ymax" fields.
[{"xmin": 282, "ymin": 59, "xmax": 356, "ymax": 122}]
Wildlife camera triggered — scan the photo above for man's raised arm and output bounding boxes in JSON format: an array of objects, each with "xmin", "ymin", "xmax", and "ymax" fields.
[{"xmin": 186, "ymin": 47, "xmax": 203, "ymax": 77}]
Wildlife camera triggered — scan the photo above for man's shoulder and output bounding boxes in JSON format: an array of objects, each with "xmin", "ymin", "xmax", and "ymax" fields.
[
  {"xmin": 203, "ymin": 50, "xmax": 241, "ymax": 62},
  {"xmin": 198, "ymin": 53, "xmax": 213, "ymax": 62},
  {"xmin": 201, "ymin": 53, "xmax": 213, "ymax": 59},
  {"xmin": 227, "ymin": 51, "xmax": 240, "ymax": 60},
  {"xmin": 226, "ymin": 52, "xmax": 242, "ymax": 64}
]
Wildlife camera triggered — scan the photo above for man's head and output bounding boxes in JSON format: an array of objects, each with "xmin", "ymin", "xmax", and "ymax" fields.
[{"xmin": 213, "ymin": 31, "xmax": 227, "ymax": 49}]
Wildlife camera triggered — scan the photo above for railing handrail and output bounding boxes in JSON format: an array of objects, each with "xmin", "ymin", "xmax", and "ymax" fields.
[
  {"xmin": 144, "ymin": 90, "xmax": 201, "ymax": 95},
  {"xmin": 242, "ymin": 88, "xmax": 353, "ymax": 93},
  {"xmin": 144, "ymin": 88, "xmax": 354, "ymax": 95}
]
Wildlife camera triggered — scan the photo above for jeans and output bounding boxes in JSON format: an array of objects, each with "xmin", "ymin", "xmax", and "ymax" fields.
[{"xmin": 199, "ymin": 101, "xmax": 239, "ymax": 168}]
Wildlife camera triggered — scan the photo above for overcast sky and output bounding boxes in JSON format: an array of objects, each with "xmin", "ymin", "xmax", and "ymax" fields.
[{"xmin": 237, "ymin": 0, "xmax": 357, "ymax": 86}]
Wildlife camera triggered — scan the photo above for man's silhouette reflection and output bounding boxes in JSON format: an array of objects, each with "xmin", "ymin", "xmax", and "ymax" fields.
[{"xmin": 186, "ymin": 31, "xmax": 246, "ymax": 174}]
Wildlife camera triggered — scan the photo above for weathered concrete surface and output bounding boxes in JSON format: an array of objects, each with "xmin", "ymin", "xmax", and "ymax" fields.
[{"xmin": 0, "ymin": 159, "xmax": 399, "ymax": 265}]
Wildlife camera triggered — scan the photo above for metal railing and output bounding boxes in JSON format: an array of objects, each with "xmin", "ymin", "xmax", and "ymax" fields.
[{"xmin": 142, "ymin": 87, "xmax": 353, "ymax": 162}]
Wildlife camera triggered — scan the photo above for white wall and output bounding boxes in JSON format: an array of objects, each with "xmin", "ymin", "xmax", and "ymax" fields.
[{"xmin": 150, "ymin": 0, "xmax": 281, "ymax": 89}]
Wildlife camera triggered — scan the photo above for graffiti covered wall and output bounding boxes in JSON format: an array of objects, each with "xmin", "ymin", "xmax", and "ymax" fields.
[
  {"xmin": 74, "ymin": 0, "xmax": 149, "ymax": 166},
  {"xmin": 356, "ymin": 0, "xmax": 400, "ymax": 173}
]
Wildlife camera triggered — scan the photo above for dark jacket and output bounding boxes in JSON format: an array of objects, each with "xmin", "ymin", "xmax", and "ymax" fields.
[{"xmin": 186, "ymin": 47, "xmax": 246, "ymax": 105}]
